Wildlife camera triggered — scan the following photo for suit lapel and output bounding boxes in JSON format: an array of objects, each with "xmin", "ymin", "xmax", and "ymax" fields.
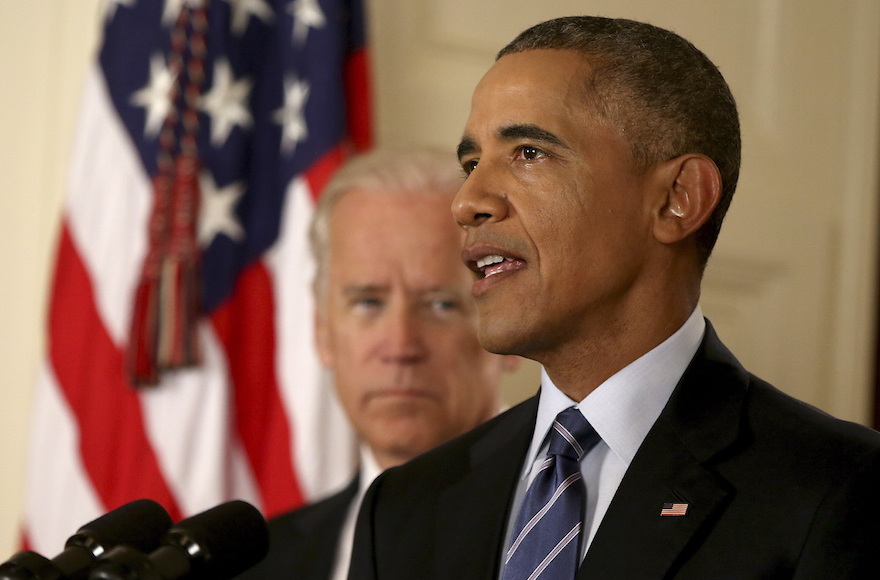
[
  {"xmin": 306, "ymin": 476, "xmax": 360, "ymax": 579},
  {"xmin": 434, "ymin": 396, "xmax": 539, "ymax": 580},
  {"xmin": 262, "ymin": 475, "xmax": 359, "ymax": 580},
  {"xmin": 578, "ymin": 322, "xmax": 749, "ymax": 580},
  {"xmin": 577, "ymin": 418, "xmax": 732, "ymax": 579}
]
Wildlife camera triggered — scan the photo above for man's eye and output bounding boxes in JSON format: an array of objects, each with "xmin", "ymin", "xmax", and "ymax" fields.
[
  {"xmin": 518, "ymin": 146, "xmax": 546, "ymax": 161},
  {"xmin": 352, "ymin": 297, "xmax": 383, "ymax": 311},
  {"xmin": 431, "ymin": 298, "xmax": 457, "ymax": 312},
  {"xmin": 461, "ymin": 159, "xmax": 478, "ymax": 176}
]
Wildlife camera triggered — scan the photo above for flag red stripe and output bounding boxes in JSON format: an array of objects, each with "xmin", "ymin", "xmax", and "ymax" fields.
[
  {"xmin": 20, "ymin": 529, "xmax": 31, "ymax": 552},
  {"xmin": 345, "ymin": 47, "xmax": 373, "ymax": 152},
  {"xmin": 49, "ymin": 221, "xmax": 183, "ymax": 522},
  {"xmin": 305, "ymin": 145, "xmax": 346, "ymax": 203},
  {"xmin": 211, "ymin": 261, "xmax": 305, "ymax": 518}
]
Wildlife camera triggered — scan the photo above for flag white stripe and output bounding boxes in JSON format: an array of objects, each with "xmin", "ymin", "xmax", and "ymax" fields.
[
  {"xmin": 139, "ymin": 325, "xmax": 248, "ymax": 515},
  {"xmin": 25, "ymin": 362, "xmax": 103, "ymax": 554},
  {"xmin": 266, "ymin": 175, "xmax": 357, "ymax": 500},
  {"xmin": 65, "ymin": 65, "xmax": 151, "ymax": 346},
  {"xmin": 228, "ymin": 434, "xmax": 262, "ymax": 509}
]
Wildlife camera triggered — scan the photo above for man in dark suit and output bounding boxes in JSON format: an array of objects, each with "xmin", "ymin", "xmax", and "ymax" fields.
[
  {"xmin": 236, "ymin": 149, "xmax": 518, "ymax": 580},
  {"xmin": 348, "ymin": 16, "xmax": 880, "ymax": 579}
]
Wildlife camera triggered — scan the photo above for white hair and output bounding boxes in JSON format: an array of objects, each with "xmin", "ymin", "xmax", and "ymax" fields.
[{"xmin": 309, "ymin": 148, "xmax": 464, "ymax": 301}]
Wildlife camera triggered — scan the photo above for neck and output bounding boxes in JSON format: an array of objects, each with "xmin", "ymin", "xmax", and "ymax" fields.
[
  {"xmin": 538, "ymin": 292, "xmax": 698, "ymax": 402},
  {"xmin": 371, "ymin": 448, "xmax": 414, "ymax": 471}
]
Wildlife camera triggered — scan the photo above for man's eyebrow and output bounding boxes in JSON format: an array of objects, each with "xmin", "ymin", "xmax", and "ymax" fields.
[
  {"xmin": 457, "ymin": 136, "xmax": 477, "ymax": 161},
  {"xmin": 342, "ymin": 284, "xmax": 387, "ymax": 297},
  {"xmin": 498, "ymin": 124, "xmax": 569, "ymax": 149},
  {"xmin": 457, "ymin": 124, "xmax": 570, "ymax": 161}
]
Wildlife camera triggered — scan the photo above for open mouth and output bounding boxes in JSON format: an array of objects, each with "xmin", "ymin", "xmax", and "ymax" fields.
[
  {"xmin": 476, "ymin": 254, "xmax": 518, "ymax": 279},
  {"xmin": 462, "ymin": 244, "xmax": 528, "ymax": 293}
]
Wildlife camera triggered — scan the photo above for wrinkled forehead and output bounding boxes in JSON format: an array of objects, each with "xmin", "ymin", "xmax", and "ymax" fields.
[{"xmin": 326, "ymin": 190, "xmax": 467, "ymax": 279}]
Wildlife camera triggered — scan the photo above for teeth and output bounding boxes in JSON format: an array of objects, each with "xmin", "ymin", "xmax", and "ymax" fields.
[
  {"xmin": 476, "ymin": 255, "xmax": 516, "ymax": 278},
  {"xmin": 477, "ymin": 255, "xmax": 505, "ymax": 269}
]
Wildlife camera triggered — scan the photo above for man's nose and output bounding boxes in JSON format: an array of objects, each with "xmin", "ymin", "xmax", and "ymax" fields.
[
  {"xmin": 452, "ymin": 162, "xmax": 509, "ymax": 229},
  {"xmin": 380, "ymin": 303, "xmax": 428, "ymax": 364}
]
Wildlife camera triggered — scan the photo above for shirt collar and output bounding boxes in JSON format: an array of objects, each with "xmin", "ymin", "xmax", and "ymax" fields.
[
  {"xmin": 525, "ymin": 305, "xmax": 706, "ymax": 477},
  {"xmin": 357, "ymin": 444, "xmax": 384, "ymax": 498}
]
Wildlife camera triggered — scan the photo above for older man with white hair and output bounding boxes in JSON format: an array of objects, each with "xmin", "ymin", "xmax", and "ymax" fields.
[{"xmin": 237, "ymin": 149, "xmax": 518, "ymax": 580}]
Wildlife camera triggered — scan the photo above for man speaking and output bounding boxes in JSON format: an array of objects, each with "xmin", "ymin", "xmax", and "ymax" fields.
[{"xmin": 349, "ymin": 16, "xmax": 880, "ymax": 579}]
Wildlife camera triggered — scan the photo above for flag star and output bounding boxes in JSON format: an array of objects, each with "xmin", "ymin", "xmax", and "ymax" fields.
[
  {"xmin": 198, "ymin": 172, "xmax": 246, "ymax": 246},
  {"xmin": 162, "ymin": 0, "xmax": 206, "ymax": 25},
  {"xmin": 273, "ymin": 77, "xmax": 310, "ymax": 154},
  {"xmin": 104, "ymin": 0, "xmax": 136, "ymax": 21},
  {"xmin": 200, "ymin": 60, "xmax": 253, "ymax": 146},
  {"xmin": 130, "ymin": 53, "xmax": 177, "ymax": 137},
  {"xmin": 288, "ymin": 0, "xmax": 325, "ymax": 44},
  {"xmin": 223, "ymin": 0, "xmax": 274, "ymax": 36}
]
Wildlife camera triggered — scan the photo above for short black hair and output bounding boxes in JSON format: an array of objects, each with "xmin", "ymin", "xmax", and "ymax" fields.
[{"xmin": 499, "ymin": 16, "xmax": 741, "ymax": 267}]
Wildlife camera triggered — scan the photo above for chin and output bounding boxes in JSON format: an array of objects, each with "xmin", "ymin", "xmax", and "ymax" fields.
[
  {"xmin": 478, "ymin": 324, "xmax": 533, "ymax": 357},
  {"xmin": 383, "ymin": 431, "xmax": 443, "ymax": 462},
  {"xmin": 378, "ymin": 416, "xmax": 440, "ymax": 444}
]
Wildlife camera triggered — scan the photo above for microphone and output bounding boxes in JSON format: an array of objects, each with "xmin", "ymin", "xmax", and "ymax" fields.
[
  {"xmin": 0, "ymin": 499, "xmax": 173, "ymax": 580},
  {"xmin": 88, "ymin": 500, "xmax": 268, "ymax": 580}
]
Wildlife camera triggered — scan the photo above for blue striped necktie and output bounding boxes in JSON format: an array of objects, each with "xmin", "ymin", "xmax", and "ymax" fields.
[{"xmin": 502, "ymin": 407, "xmax": 601, "ymax": 580}]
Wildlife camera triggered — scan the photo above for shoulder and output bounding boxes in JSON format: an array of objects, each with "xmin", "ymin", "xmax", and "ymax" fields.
[
  {"xmin": 664, "ymin": 320, "xmax": 880, "ymax": 507},
  {"xmin": 740, "ymin": 377, "xmax": 880, "ymax": 573},
  {"xmin": 685, "ymin": 320, "xmax": 880, "ymax": 459},
  {"xmin": 635, "ymin": 324, "xmax": 880, "ymax": 574},
  {"xmin": 235, "ymin": 478, "xmax": 358, "ymax": 580},
  {"xmin": 744, "ymin": 374, "xmax": 880, "ymax": 472},
  {"xmin": 686, "ymin": 321, "xmax": 880, "ymax": 490},
  {"xmin": 269, "ymin": 476, "xmax": 359, "ymax": 538}
]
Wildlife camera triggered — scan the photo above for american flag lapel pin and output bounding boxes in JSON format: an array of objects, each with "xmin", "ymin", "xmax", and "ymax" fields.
[{"xmin": 660, "ymin": 502, "xmax": 689, "ymax": 516}]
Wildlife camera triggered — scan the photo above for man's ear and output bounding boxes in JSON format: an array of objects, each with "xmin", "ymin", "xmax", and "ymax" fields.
[
  {"xmin": 314, "ymin": 308, "xmax": 334, "ymax": 368},
  {"xmin": 652, "ymin": 154, "xmax": 722, "ymax": 245}
]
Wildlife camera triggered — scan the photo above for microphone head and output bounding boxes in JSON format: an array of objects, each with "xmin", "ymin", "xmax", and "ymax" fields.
[
  {"xmin": 0, "ymin": 500, "xmax": 173, "ymax": 580},
  {"xmin": 0, "ymin": 552, "xmax": 60, "ymax": 580},
  {"xmin": 165, "ymin": 500, "xmax": 268, "ymax": 580},
  {"xmin": 68, "ymin": 499, "xmax": 174, "ymax": 556}
]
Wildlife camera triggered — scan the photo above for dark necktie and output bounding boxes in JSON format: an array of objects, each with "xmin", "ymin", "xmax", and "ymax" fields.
[{"xmin": 502, "ymin": 407, "xmax": 601, "ymax": 580}]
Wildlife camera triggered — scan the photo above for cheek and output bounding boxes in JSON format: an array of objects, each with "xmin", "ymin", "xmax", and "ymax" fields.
[
  {"xmin": 521, "ymin": 180, "xmax": 594, "ymax": 253},
  {"xmin": 332, "ymin": 373, "xmax": 367, "ymax": 428},
  {"xmin": 330, "ymin": 317, "xmax": 381, "ymax": 359},
  {"xmin": 325, "ymin": 334, "xmax": 375, "ymax": 406}
]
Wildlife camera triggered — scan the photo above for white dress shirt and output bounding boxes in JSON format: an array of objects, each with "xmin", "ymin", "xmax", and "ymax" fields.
[
  {"xmin": 498, "ymin": 305, "xmax": 706, "ymax": 577},
  {"xmin": 330, "ymin": 446, "xmax": 382, "ymax": 580}
]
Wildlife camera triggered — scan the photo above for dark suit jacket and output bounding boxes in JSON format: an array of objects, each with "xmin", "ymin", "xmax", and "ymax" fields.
[
  {"xmin": 349, "ymin": 322, "xmax": 880, "ymax": 579},
  {"xmin": 238, "ymin": 476, "xmax": 359, "ymax": 580}
]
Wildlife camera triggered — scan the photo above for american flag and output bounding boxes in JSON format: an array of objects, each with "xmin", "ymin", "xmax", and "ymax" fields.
[
  {"xmin": 660, "ymin": 502, "xmax": 689, "ymax": 517},
  {"xmin": 22, "ymin": 0, "xmax": 370, "ymax": 553}
]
